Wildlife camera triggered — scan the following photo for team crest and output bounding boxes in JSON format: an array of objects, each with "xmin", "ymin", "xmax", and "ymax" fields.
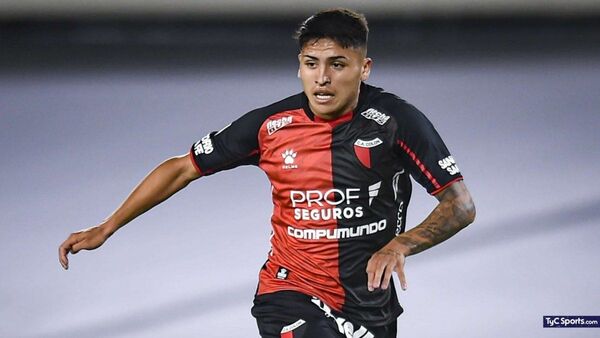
[{"xmin": 353, "ymin": 138, "xmax": 383, "ymax": 168}]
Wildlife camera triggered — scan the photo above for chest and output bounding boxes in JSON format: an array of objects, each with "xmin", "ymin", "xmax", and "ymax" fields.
[{"xmin": 258, "ymin": 117, "xmax": 401, "ymax": 191}]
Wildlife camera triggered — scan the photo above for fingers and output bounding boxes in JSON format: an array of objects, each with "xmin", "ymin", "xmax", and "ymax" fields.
[
  {"xmin": 58, "ymin": 232, "xmax": 83, "ymax": 270},
  {"xmin": 366, "ymin": 250, "xmax": 408, "ymax": 292},
  {"xmin": 59, "ymin": 236, "xmax": 75, "ymax": 270},
  {"xmin": 59, "ymin": 243, "xmax": 69, "ymax": 270},
  {"xmin": 366, "ymin": 259, "xmax": 383, "ymax": 291},
  {"xmin": 397, "ymin": 260, "xmax": 408, "ymax": 291},
  {"xmin": 366, "ymin": 256, "xmax": 393, "ymax": 291},
  {"xmin": 394, "ymin": 255, "xmax": 407, "ymax": 291},
  {"xmin": 58, "ymin": 226, "xmax": 109, "ymax": 270},
  {"xmin": 380, "ymin": 264, "xmax": 394, "ymax": 290},
  {"xmin": 366, "ymin": 264, "xmax": 375, "ymax": 291}
]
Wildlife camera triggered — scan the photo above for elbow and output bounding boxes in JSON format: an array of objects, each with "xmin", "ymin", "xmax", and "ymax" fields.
[
  {"xmin": 439, "ymin": 181, "xmax": 476, "ymax": 228},
  {"xmin": 465, "ymin": 201, "xmax": 476, "ymax": 225},
  {"xmin": 168, "ymin": 154, "xmax": 202, "ymax": 183},
  {"xmin": 459, "ymin": 196, "xmax": 476, "ymax": 227}
]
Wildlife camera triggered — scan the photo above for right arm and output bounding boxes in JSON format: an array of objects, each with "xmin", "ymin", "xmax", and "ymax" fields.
[{"xmin": 58, "ymin": 153, "xmax": 201, "ymax": 270}]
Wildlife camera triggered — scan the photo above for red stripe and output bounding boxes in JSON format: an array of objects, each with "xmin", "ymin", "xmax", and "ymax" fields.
[
  {"xmin": 188, "ymin": 150, "xmax": 203, "ymax": 175},
  {"xmin": 281, "ymin": 331, "xmax": 294, "ymax": 338},
  {"xmin": 431, "ymin": 176, "xmax": 464, "ymax": 196},
  {"xmin": 397, "ymin": 140, "xmax": 440, "ymax": 189}
]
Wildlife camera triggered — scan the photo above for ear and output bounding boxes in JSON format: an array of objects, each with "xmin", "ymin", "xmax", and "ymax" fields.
[
  {"xmin": 360, "ymin": 58, "xmax": 373, "ymax": 81},
  {"xmin": 297, "ymin": 53, "xmax": 302, "ymax": 78}
]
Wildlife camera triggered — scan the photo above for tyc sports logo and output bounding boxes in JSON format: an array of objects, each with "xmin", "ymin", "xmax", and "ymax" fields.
[
  {"xmin": 543, "ymin": 316, "xmax": 600, "ymax": 328},
  {"xmin": 438, "ymin": 156, "xmax": 460, "ymax": 175},
  {"xmin": 267, "ymin": 116, "xmax": 293, "ymax": 135}
]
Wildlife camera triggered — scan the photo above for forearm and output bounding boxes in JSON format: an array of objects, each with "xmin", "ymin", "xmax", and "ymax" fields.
[
  {"xmin": 102, "ymin": 155, "xmax": 199, "ymax": 235},
  {"xmin": 392, "ymin": 181, "xmax": 476, "ymax": 256}
]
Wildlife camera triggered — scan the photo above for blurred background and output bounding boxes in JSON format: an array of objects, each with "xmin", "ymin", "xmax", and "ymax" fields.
[{"xmin": 1, "ymin": 1, "xmax": 599, "ymax": 337}]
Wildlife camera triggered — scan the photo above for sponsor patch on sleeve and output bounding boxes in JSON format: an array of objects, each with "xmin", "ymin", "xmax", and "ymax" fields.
[
  {"xmin": 193, "ymin": 133, "xmax": 214, "ymax": 155},
  {"xmin": 438, "ymin": 155, "xmax": 460, "ymax": 175}
]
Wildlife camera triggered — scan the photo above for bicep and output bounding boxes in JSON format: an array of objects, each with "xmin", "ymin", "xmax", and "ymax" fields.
[
  {"xmin": 174, "ymin": 152, "xmax": 202, "ymax": 182},
  {"xmin": 434, "ymin": 180, "xmax": 476, "ymax": 222},
  {"xmin": 434, "ymin": 180, "xmax": 468, "ymax": 201}
]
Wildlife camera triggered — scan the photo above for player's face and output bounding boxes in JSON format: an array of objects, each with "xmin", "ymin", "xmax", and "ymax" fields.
[{"xmin": 298, "ymin": 38, "xmax": 372, "ymax": 120}]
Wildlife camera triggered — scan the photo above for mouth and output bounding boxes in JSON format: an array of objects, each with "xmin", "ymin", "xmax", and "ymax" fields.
[{"xmin": 314, "ymin": 91, "xmax": 334, "ymax": 103}]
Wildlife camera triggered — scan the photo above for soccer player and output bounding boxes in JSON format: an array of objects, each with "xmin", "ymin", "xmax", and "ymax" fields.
[{"xmin": 59, "ymin": 8, "xmax": 475, "ymax": 338}]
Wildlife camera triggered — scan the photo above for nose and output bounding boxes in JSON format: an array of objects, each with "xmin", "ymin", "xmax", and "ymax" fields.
[{"xmin": 315, "ymin": 67, "xmax": 331, "ymax": 86}]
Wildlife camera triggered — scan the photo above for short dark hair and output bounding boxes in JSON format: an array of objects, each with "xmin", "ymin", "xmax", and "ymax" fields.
[{"xmin": 294, "ymin": 8, "xmax": 368, "ymax": 51}]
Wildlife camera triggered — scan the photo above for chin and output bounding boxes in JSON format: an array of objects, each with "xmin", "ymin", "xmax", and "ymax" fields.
[
  {"xmin": 312, "ymin": 105, "xmax": 338, "ymax": 117},
  {"xmin": 315, "ymin": 109, "xmax": 336, "ymax": 118}
]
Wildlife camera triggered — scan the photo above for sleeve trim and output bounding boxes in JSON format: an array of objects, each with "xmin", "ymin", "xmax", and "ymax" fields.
[
  {"xmin": 430, "ymin": 176, "xmax": 464, "ymax": 196},
  {"xmin": 189, "ymin": 150, "xmax": 203, "ymax": 176},
  {"xmin": 397, "ymin": 140, "xmax": 440, "ymax": 190}
]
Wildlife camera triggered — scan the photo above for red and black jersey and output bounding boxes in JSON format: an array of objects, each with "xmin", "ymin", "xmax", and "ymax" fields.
[{"xmin": 190, "ymin": 83, "xmax": 463, "ymax": 326}]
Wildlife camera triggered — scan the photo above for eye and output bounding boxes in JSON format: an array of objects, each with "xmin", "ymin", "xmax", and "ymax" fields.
[
  {"xmin": 332, "ymin": 62, "xmax": 345, "ymax": 69},
  {"xmin": 304, "ymin": 61, "xmax": 317, "ymax": 69}
]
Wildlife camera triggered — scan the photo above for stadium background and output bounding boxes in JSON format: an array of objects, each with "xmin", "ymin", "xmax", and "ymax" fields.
[{"xmin": 1, "ymin": 1, "xmax": 599, "ymax": 337}]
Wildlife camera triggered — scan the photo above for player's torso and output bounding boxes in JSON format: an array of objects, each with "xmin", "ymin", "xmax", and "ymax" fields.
[{"xmin": 256, "ymin": 107, "xmax": 411, "ymax": 311}]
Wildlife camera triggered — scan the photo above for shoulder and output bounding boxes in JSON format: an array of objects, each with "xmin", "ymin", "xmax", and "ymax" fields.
[
  {"xmin": 360, "ymin": 84, "xmax": 427, "ymax": 128},
  {"xmin": 364, "ymin": 85, "xmax": 420, "ymax": 116},
  {"xmin": 224, "ymin": 92, "xmax": 305, "ymax": 136},
  {"xmin": 244, "ymin": 92, "xmax": 305, "ymax": 121}
]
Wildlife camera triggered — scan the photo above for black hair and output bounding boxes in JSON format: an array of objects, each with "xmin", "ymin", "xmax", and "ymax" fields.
[{"xmin": 294, "ymin": 8, "xmax": 368, "ymax": 51}]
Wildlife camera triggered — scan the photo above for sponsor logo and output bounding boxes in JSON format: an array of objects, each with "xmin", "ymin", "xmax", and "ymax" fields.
[
  {"xmin": 267, "ymin": 116, "xmax": 293, "ymax": 135},
  {"xmin": 311, "ymin": 298, "xmax": 375, "ymax": 338},
  {"xmin": 290, "ymin": 188, "xmax": 363, "ymax": 221},
  {"xmin": 368, "ymin": 181, "xmax": 381, "ymax": 206},
  {"xmin": 438, "ymin": 156, "xmax": 460, "ymax": 175},
  {"xmin": 193, "ymin": 134, "xmax": 214, "ymax": 155},
  {"xmin": 276, "ymin": 267, "xmax": 289, "ymax": 280},
  {"xmin": 395, "ymin": 201, "xmax": 404, "ymax": 236},
  {"xmin": 281, "ymin": 319, "xmax": 306, "ymax": 334},
  {"xmin": 287, "ymin": 220, "xmax": 387, "ymax": 240},
  {"xmin": 361, "ymin": 108, "xmax": 390, "ymax": 125},
  {"xmin": 354, "ymin": 138, "xmax": 382, "ymax": 148},
  {"xmin": 282, "ymin": 149, "xmax": 298, "ymax": 169},
  {"xmin": 392, "ymin": 170, "xmax": 405, "ymax": 235}
]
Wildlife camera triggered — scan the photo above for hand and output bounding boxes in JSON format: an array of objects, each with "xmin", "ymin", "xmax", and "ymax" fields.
[
  {"xmin": 366, "ymin": 243, "xmax": 408, "ymax": 292},
  {"xmin": 58, "ymin": 225, "xmax": 111, "ymax": 270}
]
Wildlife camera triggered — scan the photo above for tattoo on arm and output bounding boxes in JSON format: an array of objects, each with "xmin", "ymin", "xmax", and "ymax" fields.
[{"xmin": 395, "ymin": 181, "xmax": 476, "ymax": 256}]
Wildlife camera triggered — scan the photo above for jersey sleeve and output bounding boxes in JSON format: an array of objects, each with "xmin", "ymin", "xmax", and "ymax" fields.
[
  {"xmin": 189, "ymin": 109, "xmax": 266, "ymax": 176},
  {"xmin": 393, "ymin": 103, "xmax": 463, "ymax": 195}
]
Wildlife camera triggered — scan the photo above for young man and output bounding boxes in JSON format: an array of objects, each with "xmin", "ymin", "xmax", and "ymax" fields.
[{"xmin": 59, "ymin": 8, "xmax": 475, "ymax": 338}]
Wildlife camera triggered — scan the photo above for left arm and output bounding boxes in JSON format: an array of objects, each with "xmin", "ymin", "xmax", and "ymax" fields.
[{"xmin": 366, "ymin": 180, "xmax": 476, "ymax": 291}]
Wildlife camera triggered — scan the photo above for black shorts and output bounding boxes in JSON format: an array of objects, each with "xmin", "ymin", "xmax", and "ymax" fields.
[{"xmin": 251, "ymin": 291, "xmax": 397, "ymax": 338}]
